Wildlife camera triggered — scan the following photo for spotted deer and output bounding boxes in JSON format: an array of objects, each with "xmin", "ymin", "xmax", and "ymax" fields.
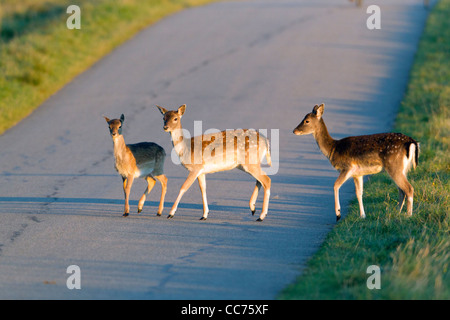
[
  {"xmin": 293, "ymin": 103, "xmax": 419, "ymax": 221},
  {"xmin": 104, "ymin": 114, "xmax": 168, "ymax": 217},
  {"xmin": 156, "ymin": 104, "xmax": 272, "ymax": 221}
]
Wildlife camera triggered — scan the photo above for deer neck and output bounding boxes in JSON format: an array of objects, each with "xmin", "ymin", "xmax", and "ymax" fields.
[
  {"xmin": 112, "ymin": 135, "xmax": 128, "ymax": 163},
  {"xmin": 170, "ymin": 127, "xmax": 190, "ymax": 163},
  {"xmin": 313, "ymin": 119, "xmax": 336, "ymax": 160}
]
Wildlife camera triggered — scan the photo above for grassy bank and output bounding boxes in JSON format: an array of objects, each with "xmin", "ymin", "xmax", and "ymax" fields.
[
  {"xmin": 0, "ymin": 0, "xmax": 219, "ymax": 135},
  {"xmin": 280, "ymin": 0, "xmax": 449, "ymax": 300}
]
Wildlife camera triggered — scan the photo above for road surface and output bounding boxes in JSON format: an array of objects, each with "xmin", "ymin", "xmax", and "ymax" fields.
[{"xmin": 0, "ymin": 0, "xmax": 429, "ymax": 299}]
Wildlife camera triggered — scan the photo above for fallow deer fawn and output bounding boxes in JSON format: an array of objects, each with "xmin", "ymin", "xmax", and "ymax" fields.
[
  {"xmin": 293, "ymin": 104, "xmax": 419, "ymax": 221},
  {"xmin": 104, "ymin": 114, "xmax": 168, "ymax": 217},
  {"xmin": 157, "ymin": 104, "xmax": 272, "ymax": 221}
]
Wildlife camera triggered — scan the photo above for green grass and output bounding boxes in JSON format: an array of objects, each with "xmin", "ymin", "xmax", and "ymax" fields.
[
  {"xmin": 0, "ymin": 0, "xmax": 220, "ymax": 135},
  {"xmin": 280, "ymin": 0, "xmax": 449, "ymax": 300}
]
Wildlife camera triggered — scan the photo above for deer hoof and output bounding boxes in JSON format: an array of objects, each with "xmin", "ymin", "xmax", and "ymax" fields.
[
  {"xmin": 123, "ymin": 213, "xmax": 129, "ymax": 217},
  {"xmin": 200, "ymin": 217, "xmax": 207, "ymax": 221},
  {"xmin": 251, "ymin": 210, "xmax": 256, "ymax": 216},
  {"xmin": 167, "ymin": 214, "xmax": 174, "ymax": 220},
  {"xmin": 336, "ymin": 215, "xmax": 341, "ymax": 222},
  {"xmin": 256, "ymin": 218, "xmax": 264, "ymax": 222},
  {"xmin": 137, "ymin": 208, "xmax": 142, "ymax": 214},
  {"xmin": 156, "ymin": 212, "xmax": 162, "ymax": 217}
]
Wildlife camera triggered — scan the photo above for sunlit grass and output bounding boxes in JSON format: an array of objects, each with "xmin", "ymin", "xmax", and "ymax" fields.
[
  {"xmin": 280, "ymin": 0, "xmax": 449, "ymax": 300},
  {"xmin": 0, "ymin": 0, "xmax": 220, "ymax": 134}
]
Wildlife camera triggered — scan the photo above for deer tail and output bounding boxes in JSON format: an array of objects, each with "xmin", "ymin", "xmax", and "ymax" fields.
[{"xmin": 405, "ymin": 141, "xmax": 419, "ymax": 170}]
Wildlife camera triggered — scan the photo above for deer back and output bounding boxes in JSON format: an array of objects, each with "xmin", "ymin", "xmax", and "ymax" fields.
[
  {"xmin": 181, "ymin": 129, "xmax": 268, "ymax": 172},
  {"xmin": 331, "ymin": 133, "xmax": 418, "ymax": 172}
]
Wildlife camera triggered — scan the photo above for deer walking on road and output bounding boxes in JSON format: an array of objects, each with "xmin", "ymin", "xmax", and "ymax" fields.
[
  {"xmin": 104, "ymin": 114, "xmax": 168, "ymax": 217},
  {"xmin": 157, "ymin": 104, "xmax": 272, "ymax": 221},
  {"xmin": 293, "ymin": 103, "xmax": 419, "ymax": 221}
]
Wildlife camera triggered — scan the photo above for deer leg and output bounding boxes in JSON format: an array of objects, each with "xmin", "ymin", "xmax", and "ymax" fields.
[
  {"xmin": 387, "ymin": 170, "xmax": 414, "ymax": 216},
  {"xmin": 244, "ymin": 165, "xmax": 271, "ymax": 222},
  {"xmin": 197, "ymin": 174, "xmax": 209, "ymax": 220},
  {"xmin": 398, "ymin": 187, "xmax": 406, "ymax": 213},
  {"xmin": 155, "ymin": 174, "xmax": 168, "ymax": 216},
  {"xmin": 138, "ymin": 176, "xmax": 156, "ymax": 214},
  {"xmin": 353, "ymin": 175, "xmax": 366, "ymax": 218},
  {"xmin": 249, "ymin": 181, "xmax": 262, "ymax": 216},
  {"xmin": 123, "ymin": 175, "xmax": 135, "ymax": 217},
  {"xmin": 122, "ymin": 177, "xmax": 127, "ymax": 216},
  {"xmin": 122, "ymin": 176, "xmax": 127, "ymax": 197},
  {"xmin": 258, "ymin": 174, "xmax": 271, "ymax": 222},
  {"xmin": 168, "ymin": 171, "xmax": 200, "ymax": 219},
  {"xmin": 334, "ymin": 170, "xmax": 352, "ymax": 221}
]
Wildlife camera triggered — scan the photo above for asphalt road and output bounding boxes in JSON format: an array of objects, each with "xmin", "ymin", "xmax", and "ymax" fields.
[{"xmin": 0, "ymin": 0, "xmax": 429, "ymax": 299}]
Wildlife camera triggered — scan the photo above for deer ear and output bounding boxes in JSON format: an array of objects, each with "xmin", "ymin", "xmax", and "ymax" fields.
[
  {"xmin": 313, "ymin": 103, "xmax": 324, "ymax": 118},
  {"xmin": 178, "ymin": 104, "xmax": 186, "ymax": 116},
  {"xmin": 103, "ymin": 116, "xmax": 110, "ymax": 123},
  {"xmin": 156, "ymin": 105, "xmax": 167, "ymax": 115},
  {"xmin": 120, "ymin": 114, "xmax": 125, "ymax": 123}
]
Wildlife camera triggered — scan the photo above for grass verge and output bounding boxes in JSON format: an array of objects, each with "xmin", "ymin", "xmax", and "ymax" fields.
[
  {"xmin": 0, "ymin": 0, "xmax": 219, "ymax": 135},
  {"xmin": 279, "ymin": 0, "xmax": 449, "ymax": 300}
]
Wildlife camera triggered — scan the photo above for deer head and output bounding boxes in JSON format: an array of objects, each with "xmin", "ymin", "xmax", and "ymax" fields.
[
  {"xmin": 293, "ymin": 103, "xmax": 324, "ymax": 136},
  {"xmin": 156, "ymin": 104, "xmax": 186, "ymax": 133},
  {"xmin": 104, "ymin": 114, "xmax": 125, "ymax": 138}
]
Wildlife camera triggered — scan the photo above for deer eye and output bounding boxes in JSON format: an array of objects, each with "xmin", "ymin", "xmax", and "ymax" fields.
[
  {"xmin": 305, "ymin": 120, "xmax": 310, "ymax": 124},
  {"xmin": 173, "ymin": 118, "xmax": 178, "ymax": 121}
]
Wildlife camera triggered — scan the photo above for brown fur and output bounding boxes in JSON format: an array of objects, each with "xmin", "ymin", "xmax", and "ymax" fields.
[
  {"xmin": 104, "ymin": 115, "xmax": 167, "ymax": 217},
  {"xmin": 294, "ymin": 103, "xmax": 419, "ymax": 220},
  {"xmin": 157, "ymin": 104, "xmax": 271, "ymax": 221}
]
